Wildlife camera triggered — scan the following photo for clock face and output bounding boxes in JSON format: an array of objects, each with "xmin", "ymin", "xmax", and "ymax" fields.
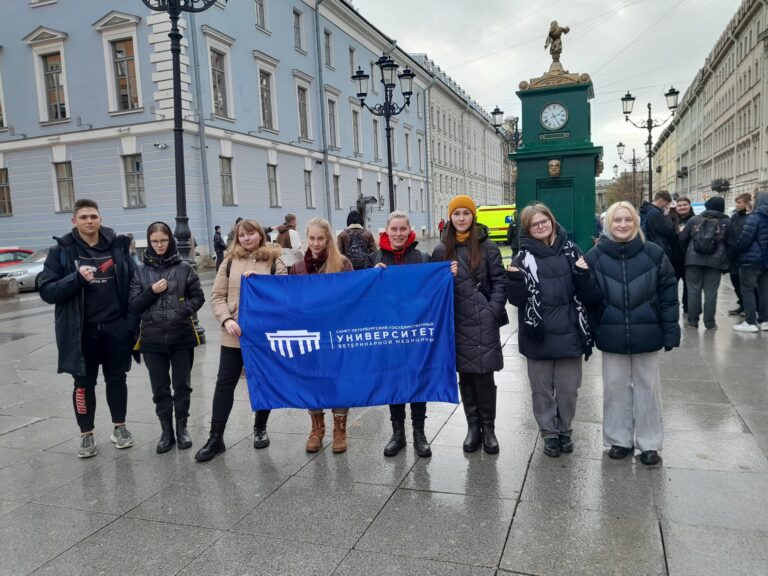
[{"xmin": 540, "ymin": 102, "xmax": 568, "ymax": 130}]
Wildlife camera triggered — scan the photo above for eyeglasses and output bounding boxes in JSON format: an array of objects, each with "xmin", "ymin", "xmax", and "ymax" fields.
[
  {"xmin": 150, "ymin": 239, "xmax": 170, "ymax": 245},
  {"xmin": 530, "ymin": 220, "xmax": 551, "ymax": 229}
]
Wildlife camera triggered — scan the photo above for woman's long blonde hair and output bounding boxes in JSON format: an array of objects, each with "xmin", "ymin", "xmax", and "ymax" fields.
[
  {"xmin": 603, "ymin": 201, "xmax": 644, "ymax": 243},
  {"xmin": 520, "ymin": 203, "xmax": 558, "ymax": 246},
  {"xmin": 306, "ymin": 217, "xmax": 346, "ymax": 273},
  {"xmin": 226, "ymin": 219, "xmax": 267, "ymax": 260}
]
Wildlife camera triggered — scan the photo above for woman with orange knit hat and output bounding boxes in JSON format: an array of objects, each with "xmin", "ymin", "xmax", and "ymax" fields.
[{"xmin": 432, "ymin": 195, "xmax": 508, "ymax": 454}]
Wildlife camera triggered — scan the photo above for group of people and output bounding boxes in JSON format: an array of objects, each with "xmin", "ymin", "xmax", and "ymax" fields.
[
  {"xmin": 46, "ymin": 188, "xmax": 762, "ymax": 467},
  {"xmin": 637, "ymin": 190, "xmax": 768, "ymax": 332}
]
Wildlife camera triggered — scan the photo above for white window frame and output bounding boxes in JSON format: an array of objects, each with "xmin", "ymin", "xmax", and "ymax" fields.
[
  {"xmin": 255, "ymin": 0, "xmax": 269, "ymax": 33},
  {"xmin": 254, "ymin": 51, "xmax": 280, "ymax": 132},
  {"xmin": 417, "ymin": 136, "xmax": 423, "ymax": 171},
  {"xmin": 0, "ymin": 71, "xmax": 6, "ymax": 130},
  {"xmin": 372, "ymin": 118, "xmax": 381, "ymax": 160},
  {"xmin": 333, "ymin": 174, "xmax": 341, "ymax": 210},
  {"xmin": 351, "ymin": 101, "xmax": 363, "ymax": 156},
  {"xmin": 348, "ymin": 46, "xmax": 356, "ymax": 77},
  {"xmin": 203, "ymin": 27, "xmax": 236, "ymax": 120},
  {"xmin": 24, "ymin": 27, "xmax": 70, "ymax": 124},
  {"xmin": 293, "ymin": 8, "xmax": 305, "ymax": 52},
  {"xmin": 324, "ymin": 29, "xmax": 334, "ymax": 69},
  {"xmin": 390, "ymin": 121, "xmax": 398, "ymax": 165},
  {"xmin": 325, "ymin": 86, "xmax": 341, "ymax": 150},
  {"xmin": 304, "ymin": 168, "xmax": 315, "ymax": 208},
  {"xmin": 404, "ymin": 131, "xmax": 411, "ymax": 168},
  {"xmin": 220, "ymin": 156, "xmax": 236, "ymax": 206},
  {"xmin": 0, "ymin": 168, "xmax": 11, "ymax": 216},
  {"xmin": 293, "ymin": 69, "xmax": 313, "ymax": 142},
  {"xmin": 122, "ymin": 153, "xmax": 145, "ymax": 207},
  {"xmin": 370, "ymin": 61, "xmax": 378, "ymax": 94},
  {"xmin": 267, "ymin": 163, "xmax": 280, "ymax": 207},
  {"xmin": 52, "ymin": 160, "xmax": 75, "ymax": 212},
  {"xmin": 93, "ymin": 12, "xmax": 143, "ymax": 115}
]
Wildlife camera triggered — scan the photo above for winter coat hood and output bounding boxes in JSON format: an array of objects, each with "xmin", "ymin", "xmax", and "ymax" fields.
[
  {"xmin": 379, "ymin": 230, "xmax": 417, "ymax": 254},
  {"xmin": 143, "ymin": 221, "xmax": 180, "ymax": 266}
]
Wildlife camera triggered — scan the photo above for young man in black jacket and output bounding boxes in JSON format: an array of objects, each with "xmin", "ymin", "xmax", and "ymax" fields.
[
  {"xmin": 39, "ymin": 199, "xmax": 138, "ymax": 458},
  {"xmin": 365, "ymin": 211, "xmax": 432, "ymax": 458}
]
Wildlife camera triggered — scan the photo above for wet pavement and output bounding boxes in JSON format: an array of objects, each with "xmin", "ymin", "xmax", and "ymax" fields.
[{"xmin": 1, "ymin": 266, "xmax": 767, "ymax": 575}]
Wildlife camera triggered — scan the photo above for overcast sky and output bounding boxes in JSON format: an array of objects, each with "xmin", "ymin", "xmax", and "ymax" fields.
[{"xmin": 353, "ymin": 0, "xmax": 743, "ymax": 182}]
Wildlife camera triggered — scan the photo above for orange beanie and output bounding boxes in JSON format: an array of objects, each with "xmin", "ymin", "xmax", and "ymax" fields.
[{"xmin": 447, "ymin": 195, "xmax": 477, "ymax": 217}]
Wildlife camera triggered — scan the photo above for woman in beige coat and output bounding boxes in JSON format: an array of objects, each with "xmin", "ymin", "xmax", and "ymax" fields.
[{"xmin": 195, "ymin": 219, "xmax": 287, "ymax": 463}]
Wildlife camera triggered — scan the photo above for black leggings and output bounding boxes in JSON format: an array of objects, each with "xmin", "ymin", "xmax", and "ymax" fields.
[{"xmin": 211, "ymin": 346, "xmax": 270, "ymax": 426}]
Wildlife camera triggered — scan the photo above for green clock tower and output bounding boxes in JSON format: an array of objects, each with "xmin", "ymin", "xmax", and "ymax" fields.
[{"xmin": 511, "ymin": 23, "xmax": 603, "ymax": 250}]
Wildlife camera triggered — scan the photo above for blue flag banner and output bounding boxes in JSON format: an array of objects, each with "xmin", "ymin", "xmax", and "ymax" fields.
[{"xmin": 238, "ymin": 262, "xmax": 458, "ymax": 410}]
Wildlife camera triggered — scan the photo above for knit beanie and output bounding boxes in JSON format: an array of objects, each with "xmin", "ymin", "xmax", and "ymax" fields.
[
  {"xmin": 447, "ymin": 195, "xmax": 477, "ymax": 217},
  {"xmin": 704, "ymin": 196, "xmax": 725, "ymax": 213}
]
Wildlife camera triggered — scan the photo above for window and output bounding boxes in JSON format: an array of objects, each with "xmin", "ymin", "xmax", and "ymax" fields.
[
  {"xmin": 349, "ymin": 47, "xmax": 356, "ymax": 76},
  {"xmin": 376, "ymin": 181, "xmax": 382, "ymax": 210},
  {"xmin": 333, "ymin": 175, "xmax": 341, "ymax": 209},
  {"xmin": 123, "ymin": 154, "xmax": 145, "ymax": 206},
  {"xmin": 211, "ymin": 49, "xmax": 229, "ymax": 117},
  {"xmin": 259, "ymin": 70, "xmax": 274, "ymax": 129},
  {"xmin": 328, "ymin": 98, "xmax": 338, "ymax": 148},
  {"xmin": 324, "ymin": 30, "xmax": 333, "ymax": 68},
  {"xmin": 404, "ymin": 132, "xmax": 411, "ymax": 168},
  {"xmin": 416, "ymin": 92, "xmax": 423, "ymax": 118},
  {"xmin": 297, "ymin": 86, "xmax": 309, "ymax": 139},
  {"xmin": 0, "ymin": 169, "xmax": 11, "ymax": 215},
  {"xmin": 420, "ymin": 187, "xmax": 425, "ymax": 212},
  {"xmin": 55, "ymin": 161, "xmax": 75, "ymax": 212},
  {"xmin": 0, "ymin": 73, "xmax": 5, "ymax": 128},
  {"xmin": 267, "ymin": 163, "xmax": 279, "ymax": 207},
  {"xmin": 255, "ymin": 0, "xmax": 267, "ymax": 30},
  {"xmin": 43, "ymin": 53, "xmax": 67, "ymax": 121},
  {"xmin": 357, "ymin": 178, "xmax": 362, "ymax": 198},
  {"xmin": 373, "ymin": 118, "xmax": 380, "ymax": 159},
  {"xmin": 304, "ymin": 169, "xmax": 314, "ymax": 208},
  {"xmin": 408, "ymin": 186, "xmax": 412, "ymax": 211},
  {"xmin": 352, "ymin": 109, "xmax": 361, "ymax": 154},
  {"xmin": 220, "ymin": 156, "xmax": 234, "ymax": 205},
  {"xmin": 391, "ymin": 124, "xmax": 398, "ymax": 165},
  {"xmin": 417, "ymin": 137, "xmax": 423, "ymax": 170},
  {"xmin": 293, "ymin": 9, "xmax": 303, "ymax": 51},
  {"xmin": 111, "ymin": 39, "xmax": 139, "ymax": 111}
]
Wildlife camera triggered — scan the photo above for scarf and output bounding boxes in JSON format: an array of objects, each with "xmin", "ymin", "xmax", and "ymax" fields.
[
  {"xmin": 455, "ymin": 230, "xmax": 471, "ymax": 243},
  {"xmin": 516, "ymin": 239, "xmax": 594, "ymax": 358},
  {"xmin": 379, "ymin": 230, "xmax": 417, "ymax": 264},
  {"xmin": 303, "ymin": 249, "xmax": 328, "ymax": 274}
]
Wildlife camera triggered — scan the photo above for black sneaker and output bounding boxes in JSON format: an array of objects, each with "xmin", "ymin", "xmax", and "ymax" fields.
[
  {"xmin": 608, "ymin": 445, "xmax": 633, "ymax": 459},
  {"xmin": 640, "ymin": 450, "xmax": 661, "ymax": 465},
  {"xmin": 727, "ymin": 307, "xmax": 743, "ymax": 316},
  {"xmin": 558, "ymin": 435, "xmax": 574, "ymax": 453},
  {"xmin": 543, "ymin": 437, "xmax": 561, "ymax": 457}
]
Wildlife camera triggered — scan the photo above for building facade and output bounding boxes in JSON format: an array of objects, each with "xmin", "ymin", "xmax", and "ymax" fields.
[
  {"xmin": 0, "ymin": 0, "xmax": 492, "ymax": 251},
  {"xmin": 654, "ymin": 0, "xmax": 767, "ymax": 203}
]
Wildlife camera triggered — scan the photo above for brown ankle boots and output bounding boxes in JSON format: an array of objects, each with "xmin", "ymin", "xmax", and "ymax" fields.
[
  {"xmin": 306, "ymin": 412, "xmax": 325, "ymax": 453},
  {"xmin": 332, "ymin": 413, "xmax": 347, "ymax": 453}
]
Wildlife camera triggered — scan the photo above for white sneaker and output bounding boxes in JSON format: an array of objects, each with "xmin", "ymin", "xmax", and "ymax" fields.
[
  {"xmin": 733, "ymin": 321, "xmax": 759, "ymax": 333},
  {"xmin": 759, "ymin": 322, "xmax": 768, "ymax": 332}
]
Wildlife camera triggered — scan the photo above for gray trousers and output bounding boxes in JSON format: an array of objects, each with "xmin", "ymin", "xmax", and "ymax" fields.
[
  {"xmin": 686, "ymin": 266, "xmax": 722, "ymax": 327},
  {"xmin": 739, "ymin": 263, "xmax": 768, "ymax": 325},
  {"xmin": 602, "ymin": 351, "xmax": 663, "ymax": 452},
  {"xmin": 526, "ymin": 357, "xmax": 582, "ymax": 439}
]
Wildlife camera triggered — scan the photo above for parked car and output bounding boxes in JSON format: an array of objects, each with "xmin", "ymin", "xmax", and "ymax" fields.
[
  {"xmin": 0, "ymin": 249, "xmax": 49, "ymax": 291},
  {"xmin": 0, "ymin": 247, "xmax": 33, "ymax": 268}
]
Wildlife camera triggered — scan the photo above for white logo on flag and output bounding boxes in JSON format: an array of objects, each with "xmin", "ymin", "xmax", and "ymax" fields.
[{"xmin": 266, "ymin": 330, "xmax": 321, "ymax": 358}]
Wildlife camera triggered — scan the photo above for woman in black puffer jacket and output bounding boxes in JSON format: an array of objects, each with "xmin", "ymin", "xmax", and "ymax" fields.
[
  {"xmin": 506, "ymin": 204, "xmax": 597, "ymax": 458},
  {"xmin": 585, "ymin": 202, "xmax": 680, "ymax": 466},
  {"xmin": 432, "ymin": 195, "xmax": 508, "ymax": 454},
  {"xmin": 129, "ymin": 222, "xmax": 205, "ymax": 454}
]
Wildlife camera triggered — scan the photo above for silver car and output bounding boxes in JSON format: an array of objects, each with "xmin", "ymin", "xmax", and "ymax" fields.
[{"xmin": 0, "ymin": 249, "xmax": 49, "ymax": 292}]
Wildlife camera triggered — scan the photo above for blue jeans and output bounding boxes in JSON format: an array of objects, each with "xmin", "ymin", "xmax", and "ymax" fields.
[{"xmin": 739, "ymin": 264, "xmax": 768, "ymax": 324}]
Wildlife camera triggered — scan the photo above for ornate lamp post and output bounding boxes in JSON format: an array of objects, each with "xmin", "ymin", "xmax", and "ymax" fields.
[
  {"xmin": 139, "ymin": 0, "xmax": 224, "ymax": 260},
  {"xmin": 616, "ymin": 141, "xmax": 646, "ymax": 202},
  {"xmin": 619, "ymin": 86, "xmax": 679, "ymax": 201},
  {"xmin": 491, "ymin": 106, "xmax": 521, "ymax": 149},
  {"xmin": 352, "ymin": 55, "xmax": 415, "ymax": 212}
]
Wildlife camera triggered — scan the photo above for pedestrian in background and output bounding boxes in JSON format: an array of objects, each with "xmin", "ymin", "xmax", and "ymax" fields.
[
  {"xmin": 337, "ymin": 209, "xmax": 376, "ymax": 270},
  {"xmin": 39, "ymin": 199, "xmax": 138, "ymax": 458},
  {"xmin": 673, "ymin": 197, "xmax": 695, "ymax": 313},
  {"xmin": 727, "ymin": 193, "xmax": 753, "ymax": 318},
  {"xmin": 679, "ymin": 196, "xmax": 731, "ymax": 330},
  {"xmin": 292, "ymin": 217, "xmax": 354, "ymax": 454},
  {"xmin": 432, "ymin": 195, "xmax": 507, "ymax": 454},
  {"xmin": 195, "ymin": 219, "xmax": 287, "ymax": 463},
  {"xmin": 585, "ymin": 201, "xmax": 680, "ymax": 466},
  {"xmin": 271, "ymin": 213, "xmax": 304, "ymax": 268},
  {"xmin": 506, "ymin": 204, "xmax": 596, "ymax": 457},
  {"xmin": 732, "ymin": 192, "xmax": 768, "ymax": 332},
  {"xmin": 129, "ymin": 222, "xmax": 204, "ymax": 453},
  {"xmin": 365, "ymin": 210, "xmax": 432, "ymax": 458},
  {"xmin": 213, "ymin": 225, "xmax": 226, "ymax": 271}
]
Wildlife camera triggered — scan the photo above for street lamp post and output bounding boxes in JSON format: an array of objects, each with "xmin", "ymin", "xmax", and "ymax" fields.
[
  {"xmin": 491, "ymin": 107, "xmax": 521, "ymax": 205},
  {"xmin": 352, "ymin": 55, "xmax": 415, "ymax": 212},
  {"xmin": 616, "ymin": 141, "xmax": 645, "ymax": 202},
  {"xmin": 140, "ymin": 0, "xmax": 224, "ymax": 261},
  {"xmin": 620, "ymin": 86, "xmax": 679, "ymax": 201}
]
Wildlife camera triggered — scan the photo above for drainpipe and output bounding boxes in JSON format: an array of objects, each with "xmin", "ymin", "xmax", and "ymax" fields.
[
  {"xmin": 423, "ymin": 71, "xmax": 436, "ymax": 235},
  {"xmin": 314, "ymin": 0, "xmax": 333, "ymax": 226},
  {"xmin": 189, "ymin": 12, "xmax": 213, "ymax": 256},
  {"xmin": 460, "ymin": 100, "xmax": 470, "ymax": 194}
]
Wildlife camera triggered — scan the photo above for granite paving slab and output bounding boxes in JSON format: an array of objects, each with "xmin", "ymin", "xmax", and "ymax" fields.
[
  {"xmin": 661, "ymin": 429, "xmax": 768, "ymax": 472},
  {"xmin": 334, "ymin": 550, "xmax": 495, "ymax": 575},
  {"xmin": 662, "ymin": 401, "xmax": 749, "ymax": 433}
]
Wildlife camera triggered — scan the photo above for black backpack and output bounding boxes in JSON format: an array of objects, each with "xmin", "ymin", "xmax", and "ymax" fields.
[
  {"xmin": 345, "ymin": 229, "xmax": 370, "ymax": 270},
  {"xmin": 691, "ymin": 216, "xmax": 722, "ymax": 256}
]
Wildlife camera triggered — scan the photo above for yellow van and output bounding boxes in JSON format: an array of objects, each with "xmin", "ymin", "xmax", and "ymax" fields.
[{"xmin": 476, "ymin": 204, "xmax": 516, "ymax": 243}]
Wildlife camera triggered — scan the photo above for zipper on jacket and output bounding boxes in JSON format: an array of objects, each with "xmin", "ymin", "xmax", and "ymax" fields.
[{"xmin": 620, "ymin": 249, "xmax": 631, "ymax": 353}]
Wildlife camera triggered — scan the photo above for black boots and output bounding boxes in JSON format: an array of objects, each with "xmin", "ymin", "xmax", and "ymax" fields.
[
  {"xmin": 253, "ymin": 411, "xmax": 270, "ymax": 449},
  {"xmin": 412, "ymin": 423, "xmax": 432, "ymax": 458},
  {"xmin": 194, "ymin": 423, "xmax": 226, "ymax": 462},
  {"xmin": 460, "ymin": 382, "xmax": 482, "ymax": 452},
  {"xmin": 156, "ymin": 419, "xmax": 176, "ymax": 454},
  {"xmin": 476, "ymin": 383, "xmax": 499, "ymax": 454},
  {"xmin": 176, "ymin": 418, "xmax": 192, "ymax": 450},
  {"xmin": 384, "ymin": 421, "xmax": 407, "ymax": 457}
]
